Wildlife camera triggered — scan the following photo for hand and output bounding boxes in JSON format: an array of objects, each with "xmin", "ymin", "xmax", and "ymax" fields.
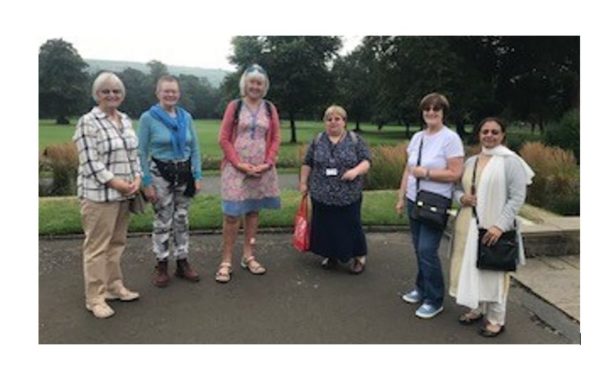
[
  {"xmin": 194, "ymin": 180, "xmax": 202, "ymax": 194},
  {"xmin": 410, "ymin": 166, "xmax": 428, "ymax": 179},
  {"xmin": 108, "ymin": 178, "xmax": 134, "ymax": 195},
  {"xmin": 238, "ymin": 162, "xmax": 261, "ymax": 177},
  {"xmin": 143, "ymin": 185, "xmax": 158, "ymax": 203},
  {"xmin": 341, "ymin": 168, "xmax": 359, "ymax": 181},
  {"xmin": 395, "ymin": 199, "xmax": 405, "ymax": 216},
  {"xmin": 127, "ymin": 176, "xmax": 141, "ymax": 196},
  {"xmin": 461, "ymin": 194, "xmax": 477, "ymax": 207},
  {"xmin": 481, "ymin": 226, "xmax": 503, "ymax": 246},
  {"xmin": 299, "ymin": 182, "xmax": 308, "ymax": 196},
  {"xmin": 254, "ymin": 163, "xmax": 271, "ymax": 174}
]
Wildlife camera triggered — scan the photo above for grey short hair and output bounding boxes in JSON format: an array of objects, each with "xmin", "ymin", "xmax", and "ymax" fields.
[
  {"xmin": 91, "ymin": 72, "xmax": 125, "ymax": 102},
  {"xmin": 239, "ymin": 64, "xmax": 269, "ymax": 97}
]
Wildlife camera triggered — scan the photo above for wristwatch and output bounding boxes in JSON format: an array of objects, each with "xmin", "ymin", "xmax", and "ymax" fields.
[{"xmin": 425, "ymin": 169, "xmax": 431, "ymax": 180}]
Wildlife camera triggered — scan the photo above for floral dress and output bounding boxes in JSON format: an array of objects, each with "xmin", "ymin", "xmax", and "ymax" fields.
[{"xmin": 220, "ymin": 102, "xmax": 281, "ymax": 216}]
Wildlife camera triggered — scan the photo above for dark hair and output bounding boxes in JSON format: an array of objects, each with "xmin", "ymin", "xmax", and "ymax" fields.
[
  {"xmin": 418, "ymin": 92, "xmax": 450, "ymax": 124},
  {"xmin": 475, "ymin": 116, "xmax": 507, "ymax": 143}
]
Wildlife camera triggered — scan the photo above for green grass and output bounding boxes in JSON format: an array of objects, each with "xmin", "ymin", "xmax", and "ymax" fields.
[
  {"xmin": 39, "ymin": 118, "xmax": 416, "ymax": 154},
  {"xmin": 39, "ymin": 190, "xmax": 403, "ymax": 236}
]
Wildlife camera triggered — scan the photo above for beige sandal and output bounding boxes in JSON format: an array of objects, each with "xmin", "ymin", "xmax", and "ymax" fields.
[
  {"xmin": 241, "ymin": 256, "xmax": 266, "ymax": 275},
  {"xmin": 215, "ymin": 262, "xmax": 232, "ymax": 283}
]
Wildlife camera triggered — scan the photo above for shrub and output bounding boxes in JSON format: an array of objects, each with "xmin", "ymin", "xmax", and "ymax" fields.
[
  {"xmin": 519, "ymin": 142, "xmax": 579, "ymax": 216},
  {"xmin": 545, "ymin": 108, "xmax": 580, "ymax": 162},
  {"xmin": 365, "ymin": 144, "xmax": 407, "ymax": 190},
  {"xmin": 40, "ymin": 143, "xmax": 79, "ymax": 196}
]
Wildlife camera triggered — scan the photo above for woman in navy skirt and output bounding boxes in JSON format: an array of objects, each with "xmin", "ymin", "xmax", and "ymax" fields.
[{"xmin": 299, "ymin": 105, "xmax": 371, "ymax": 274}]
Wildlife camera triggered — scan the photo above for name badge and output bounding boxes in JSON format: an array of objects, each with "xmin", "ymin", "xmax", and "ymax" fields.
[{"xmin": 325, "ymin": 168, "xmax": 338, "ymax": 177}]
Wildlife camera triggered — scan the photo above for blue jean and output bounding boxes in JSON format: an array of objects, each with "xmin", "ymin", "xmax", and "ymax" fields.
[{"xmin": 407, "ymin": 200, "xmax": 445, "ymax": 308}]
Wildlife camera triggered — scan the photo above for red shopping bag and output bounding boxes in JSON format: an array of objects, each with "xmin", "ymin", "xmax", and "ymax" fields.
[{"xmin": 293, "ymin": 195, "xmax": 310, "ymax": 252}]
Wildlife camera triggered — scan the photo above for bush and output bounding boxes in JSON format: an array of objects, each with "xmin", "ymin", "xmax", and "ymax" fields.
[
  {"xmin": 519, "ymin": 141, "xmax": 579, "ymax": 216},
  {"xmin": 545, "ymin": 108, "xmax": 580, "ymax": 162},
  {"xmin": 40, "ymin": 143, "xmax": 79, "ymax": 196},
  {"xmin": 365, "ymin": 144, "xmax": 407, "ymax": 190}
]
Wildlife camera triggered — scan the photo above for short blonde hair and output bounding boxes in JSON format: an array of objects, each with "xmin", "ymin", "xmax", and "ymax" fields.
[
  {"xmin": 156, "ymin": 75, "xmax": 180, "ymax": 93},
  {"xmin": 323, "ymin": 105, "xmax": 347, "ymax": 121},
  {"xmin": 91, "ymin": 72, "xmax": 125, "ymax": 102},
  {"xmin": 239, "ymin": 64, "xmax": 269, "ymax": 97}
]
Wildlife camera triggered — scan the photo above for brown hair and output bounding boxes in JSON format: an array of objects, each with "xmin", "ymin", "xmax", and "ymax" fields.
[{"xmin": 418, "ymin": 92, "xmax": 450, "ymax": 122}]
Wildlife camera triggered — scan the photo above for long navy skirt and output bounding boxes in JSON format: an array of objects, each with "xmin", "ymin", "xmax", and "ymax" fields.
[{"xmin": 310, "ymin": 197, "xmax": 367, "ymax": 262}]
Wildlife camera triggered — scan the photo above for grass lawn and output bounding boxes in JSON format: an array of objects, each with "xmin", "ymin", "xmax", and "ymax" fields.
[{"xmin": 39, "ymin": 190, "xmax": 403, "ymax": 236}]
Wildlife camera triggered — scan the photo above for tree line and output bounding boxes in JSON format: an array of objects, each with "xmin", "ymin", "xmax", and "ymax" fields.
[{"xmin": 39, "ymin": 36, "xmax": 579, "ymax": 143}]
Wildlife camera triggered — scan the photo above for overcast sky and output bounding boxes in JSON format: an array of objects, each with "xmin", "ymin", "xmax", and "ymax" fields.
[{"xmin": 37, "ymin": 34, "xmax": 364, "ymax": 71}]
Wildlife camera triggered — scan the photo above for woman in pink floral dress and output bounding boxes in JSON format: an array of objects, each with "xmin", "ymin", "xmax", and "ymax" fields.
[{"xmin": 216, "ymin": 64, "xmax": 281, "ymax": 283}]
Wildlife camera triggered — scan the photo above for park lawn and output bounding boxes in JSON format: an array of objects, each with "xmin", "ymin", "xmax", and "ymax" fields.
[
  {"xmin": 39, "ymin": 118, "xmax": 415, "ymax": 154},
  {"xmin": 39, "ymin": 190, "xmax": 403, "ymax": 236}
]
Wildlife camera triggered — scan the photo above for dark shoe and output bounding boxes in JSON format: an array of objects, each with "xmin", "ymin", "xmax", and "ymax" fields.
[
  {"xmin": 479, "ymin": 324, "xmax": 506, "ymax": 337},
  {"xmin": 349, "ymin": 257, "xmax": 366, "ymax": 274},
  {"xmin": 321, "ymin": 257, "xmax": 338, "ymax": 269},
  {"xmin": 152, "ymin": 260, "xmax": 170, "ymax": 288},
  {"xmin": 175, "ymin": 259, "xmax": 200, "ymax": 282},
  {"xmin": 458, "ymin": 312, "xmax": 484, "ymax": 325}
]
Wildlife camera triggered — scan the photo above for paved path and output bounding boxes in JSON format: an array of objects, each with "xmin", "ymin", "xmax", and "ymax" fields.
[{"xmin": 39, "ymin": 232, "xmax": 578, "ymax": 344}]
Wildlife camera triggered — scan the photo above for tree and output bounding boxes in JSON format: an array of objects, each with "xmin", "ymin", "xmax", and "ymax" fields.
[
  {"xmin": 332, "ymin": 49, "xmax": 374, "ymax": 131},
  {"xmin": 228, "ymin": 36, "xmax": 342, "ymax": 143},
  {"xmin": 146, "ymin": 60, "xmax": 169, "ymax": 103},
  {"xmin": 39, "ymin": 39, "xmax": 89, "ymax": 124},
  {"xmin": 117, "ymin": 68, "xmax": 150, "ymax": 118}
]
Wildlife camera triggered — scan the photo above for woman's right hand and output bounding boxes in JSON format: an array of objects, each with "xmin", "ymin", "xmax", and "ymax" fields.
[
  {"xmin": 143, "ymin": 185, "xmax": 158, "ymax": 203},
  {"xmin": 395, "ymin": 199, "xmax": 405, "ymax": 215},
  {"xmin": 238, "ymin": 162, "xmax": 260, "ymax": 177},
  {"xmin": 108, "ymin": 178, "xmax": 137, "ymax": 195},
  {"xmin": 460, "ymin": 193, "xmax": 477, "ymax": 207},
  {"xmin": 299, "ymin": 182, "xmax": 308, "ymax": 196}
]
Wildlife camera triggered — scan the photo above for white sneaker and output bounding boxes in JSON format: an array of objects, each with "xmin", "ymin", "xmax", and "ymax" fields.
[
  {"xmin": 415, "ymin": 303, "xmax": 444, "ymax": 319},
  {"xmin": 105, "ymin": 287, "xmax": 140, "ymax": 302},
  {"xmin": 86, "ymin": 302, "xmax": 115, "ymax": 319},
  {"xmin": 401, "ymin": 289, "xmax": 422, "ymax": 304}
]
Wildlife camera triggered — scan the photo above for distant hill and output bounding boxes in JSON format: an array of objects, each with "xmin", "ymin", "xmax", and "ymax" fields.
[{"xmin": 85, "ymin": 59, "xmax": 230, "ymax": 87}]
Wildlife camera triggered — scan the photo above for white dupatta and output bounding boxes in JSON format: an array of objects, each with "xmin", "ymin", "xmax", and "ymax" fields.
[{"xmin": 455, "ymin": 145, "xmax": 535, "ymax": 309}]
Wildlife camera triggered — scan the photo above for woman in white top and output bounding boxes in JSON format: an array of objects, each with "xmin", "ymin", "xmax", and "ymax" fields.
[
  {"xmin": 395, "ymin": 93, "xmax": 464, "ymax": 319},
  {"xmin": 449, "ymin": 117, "xmax": 534, "ymax": 337}
]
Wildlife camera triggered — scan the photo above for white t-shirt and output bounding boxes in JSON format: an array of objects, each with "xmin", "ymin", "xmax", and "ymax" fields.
[{"xmin": 405, "ymin": 127, "xmax": 465, "ymax": 201}]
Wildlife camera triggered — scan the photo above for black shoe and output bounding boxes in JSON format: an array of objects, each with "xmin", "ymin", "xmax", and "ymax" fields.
[
  {"xmin": 321, "ymin": 257, "xmax": 338, "ymax": 269},
  {"xmin": 479, "ymin": 324, "xmax": 505, "ymax": 337}
]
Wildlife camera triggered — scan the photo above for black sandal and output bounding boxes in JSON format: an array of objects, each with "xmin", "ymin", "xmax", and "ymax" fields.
[
  {"xmin": 458, "ymin": 312, "xmax": 484, "ymax": 325},
  {"xmin": 479, "ymin": 324, "xmax": 505, "ymax": 337}
]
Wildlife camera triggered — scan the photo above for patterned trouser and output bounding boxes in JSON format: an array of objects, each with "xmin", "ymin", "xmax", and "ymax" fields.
[{"xmin": 151, "ymin": 164, "xmax": 192, "ymax": 261}]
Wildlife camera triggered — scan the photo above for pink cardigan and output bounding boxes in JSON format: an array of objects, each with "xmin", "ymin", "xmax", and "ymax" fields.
[{"xmin": 218, "ymin": 99, "xmax": 281, "ymax": 168}]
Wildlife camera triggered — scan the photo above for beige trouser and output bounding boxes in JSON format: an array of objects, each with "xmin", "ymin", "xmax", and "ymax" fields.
[{"xmin": 80, "ymin": 199, "xmax": 130, "ymax": 307}]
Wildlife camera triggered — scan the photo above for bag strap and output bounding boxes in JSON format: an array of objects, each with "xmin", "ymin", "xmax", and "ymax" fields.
[{"xmin": 415, "ymin": 136, "xmax": 424, "ymax": 195}]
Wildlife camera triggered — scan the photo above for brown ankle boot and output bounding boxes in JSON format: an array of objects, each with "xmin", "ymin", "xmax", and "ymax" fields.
[
  {"xmin": 152, "ymin": 260, "xmax": 170, "ymax": 288},
  {"xmin": 175, "ymin": 259, "xmax": 200, "ymax": 282}
]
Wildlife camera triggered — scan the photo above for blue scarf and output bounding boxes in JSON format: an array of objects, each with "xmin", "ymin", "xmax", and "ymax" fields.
[{"xmin": 149, "ymin": 104, "xmax": 188, "ymax": 158}]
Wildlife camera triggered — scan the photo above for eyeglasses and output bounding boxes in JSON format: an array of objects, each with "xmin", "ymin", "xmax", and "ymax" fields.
[
  {"xmin": 100, "ymin": 89, "xmax": 122, "ymax": 95},
  {"xmin": 481, "ymin": 129, "xmax": 501, "ymax": 135}
]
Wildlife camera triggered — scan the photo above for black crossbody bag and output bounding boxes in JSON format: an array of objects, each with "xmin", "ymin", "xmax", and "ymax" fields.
[
  {"xmin": 409, "ymin": 137, "xmax": 451, "ymax": 230},
  {"xmin": 471, "ymin": 158, "xmax": 518, "ymax": 271}
]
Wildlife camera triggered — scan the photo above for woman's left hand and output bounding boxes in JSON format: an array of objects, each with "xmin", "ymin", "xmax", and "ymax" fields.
[
  {"xmin": 341, "ymin": 168, "xmax": 359, "ymax": 181},
  {"xmin": 195, "ymin": 180, "xmax": 202, "ymax": 194},
  {"xmin": 254, "ymin": 163, "xmax": 271, "ymax": 174},
  {"xmin": 481, "ymin": 226, "xmax": 503, "ymax": 246}
]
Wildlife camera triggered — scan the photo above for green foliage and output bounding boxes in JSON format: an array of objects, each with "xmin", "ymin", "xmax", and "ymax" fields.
[
  {"xmin": 545, "ymin": 108, "xmax": 580, "ymax": 161},
  {"xmin": 38, "ymin": 39, "xmax": 89, "ymax": 123},
  {"xmin": 520, "ymin": 142, "xmax": 579, "ymax": 216}
]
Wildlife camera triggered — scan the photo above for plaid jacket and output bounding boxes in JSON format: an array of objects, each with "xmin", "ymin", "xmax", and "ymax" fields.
[{"xmin": 73, "ymin": 107, "xmax": 142, "ymax": 202}]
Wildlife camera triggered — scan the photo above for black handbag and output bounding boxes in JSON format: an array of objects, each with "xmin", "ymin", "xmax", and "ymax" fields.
[
  {"xmin": 409, "ymin": 137, "xmax": 451, "ymax": 230},
  {"xmin": 471, "ymin": 158, "xmax": 518, "ymax": 271}
]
